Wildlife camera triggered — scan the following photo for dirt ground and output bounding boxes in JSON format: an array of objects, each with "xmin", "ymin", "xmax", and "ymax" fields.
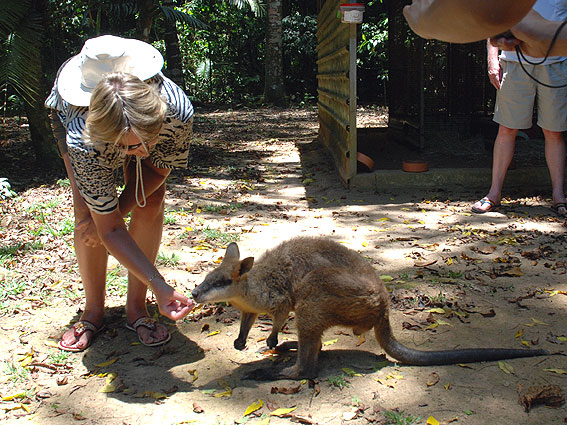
[{"xmin": 1, "ymin": 107, "xmax": 566, "ymax": 425}]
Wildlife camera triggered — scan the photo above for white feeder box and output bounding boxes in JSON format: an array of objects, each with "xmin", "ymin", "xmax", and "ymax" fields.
[{"xmin": 339, "ymin": 3, "xmax": 365, "ymax": 24}]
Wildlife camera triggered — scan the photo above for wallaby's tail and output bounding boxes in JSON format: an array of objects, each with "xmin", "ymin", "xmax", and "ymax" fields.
[{"xmin": 374, "ymin": 324, "xmax": 549, "ymax": 366}]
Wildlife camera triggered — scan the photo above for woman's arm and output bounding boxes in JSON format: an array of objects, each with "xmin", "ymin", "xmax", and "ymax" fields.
[
  {"xmin": 491, "ymin": 10, "xmax": 567, "ymax": 57},
  {"xmin": 403, "ymin": 0, "xmax": 536, "ymax": 43},
  {"xmin": 90, "ymin": 209, "xmax": 193, "ymax": 320}
]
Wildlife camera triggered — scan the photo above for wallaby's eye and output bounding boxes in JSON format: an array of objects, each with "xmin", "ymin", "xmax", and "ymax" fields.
[{"xmin": 211, "ymin": 276, "xmax": 232, "ymax": 288}]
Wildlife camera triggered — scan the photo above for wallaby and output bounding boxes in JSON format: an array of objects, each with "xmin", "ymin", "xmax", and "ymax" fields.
[{"xmin": 192, "ymin": 236, "xmax": 553, "ymax": 379}]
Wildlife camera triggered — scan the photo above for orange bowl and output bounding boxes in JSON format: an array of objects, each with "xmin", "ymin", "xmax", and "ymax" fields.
[
  {"xmin": 402, "ymin": 160, "xmax": 429, "ymax": 173},
  {"xmin": 357, "ymin": 152, "xmax": 375, "ymax": 172}
]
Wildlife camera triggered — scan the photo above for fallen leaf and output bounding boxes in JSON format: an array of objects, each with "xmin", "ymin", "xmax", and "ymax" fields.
[
  {"xmin": 426, "ymin": 372, "xmax": 440, "ymax": 387},
  {"xmin": 544, "ymin": 368, "xmax": 567, "ymax": 375},
  {"xmin": 271, "ymin": 384, "xmax": 301, "ymax": 395},
  {"xmin": 2, "ymin": 392, "xmax": 26, "ymax": 401},
  {"xmin": 95, "ymin": 357, "xmax": 118, "ymax": 368},
  {"xmin": 244, "ymin": 399, "xmax": 263, "ymax": 416},
  {"xmin": 427, "ymin": 416, "xmax": 440, "ymax": 425},
  {"xmin": 498, "ymin": 361, "xmax": 514, "ymax": 375},
  {"xmin": 270, "ymin": 406, "xmax": 297, "ymax": 416},
  {"xmin": 426, "ymin": 308, "xmax": 445, "ymax": 314},
  {"xmin": 342, "ymin": 367, "xmax": 362, "ymax": 377},
  {"xmin": 519, "ymin": 385, "xmax": 565, "ymax": 412},
  {"xmin": 322, "ymin": 338, "xmax": 338, "ymax": 346}
]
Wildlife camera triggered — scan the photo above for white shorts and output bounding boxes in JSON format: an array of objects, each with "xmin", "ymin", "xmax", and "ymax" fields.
[{"xmin": 494, "ymin": 59, "xmax": 567, "ymax": 132}]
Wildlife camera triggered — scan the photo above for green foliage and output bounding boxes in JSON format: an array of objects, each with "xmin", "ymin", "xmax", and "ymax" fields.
[
  {"xmin": 201, "ymin": 227, "xmax": 240, "ymax": 245},
  {"xmin": 282, "ymin": 13, "xmax": 317, "ymax": 100},
  {"xmin": 326, "ymin": 373, "xmax": 350, "ymax": 389},
  {"xmin": 2, "ymin": 360, "xmax": 30, "ymax": 383},
  {"xmin": 383, "ymin": 410, "xmax": 422, "ymax": 425},
  {"xmin": 0, "ymin": 0, "xmax": 43, "ymax": 104},
  {"xmin": 179, "ymin": 1, "xmax": 265, "ymax": 104},
  {"xmin": 156, "ymin": 251, "xmax": 180, "ymax": 267},
  {"xmin": 106, "ymin": 267, "xmax": 128, "ymax": 297}
]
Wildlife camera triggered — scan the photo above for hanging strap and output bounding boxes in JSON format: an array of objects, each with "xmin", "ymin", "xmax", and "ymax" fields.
[
  {"xmin": 135, "ymin": 156, "xmax": 147, "ymax": 208},
  {"xmin": 513, "ymin": 19, "xmax": 567, "ymax": 89}
]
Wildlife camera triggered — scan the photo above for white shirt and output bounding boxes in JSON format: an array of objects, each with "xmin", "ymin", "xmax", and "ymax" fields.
[{"xmin": 501, "ymin": 0, "xmax": 567, "ymax": 63}]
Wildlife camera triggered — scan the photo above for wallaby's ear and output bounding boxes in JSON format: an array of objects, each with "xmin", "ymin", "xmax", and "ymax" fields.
[
  {"xmin": 232, "ymin": 257, "xmax": 254, "ymax": 280},
  {"xmin": 223, "ymin": 242, "xmax": 240, "ymax": 263},
  {"xmin": 240, "ymin": 257, "xmax": 254, "ymax": 275}
]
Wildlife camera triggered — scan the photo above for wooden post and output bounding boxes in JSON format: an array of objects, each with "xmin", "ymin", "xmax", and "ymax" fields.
[{"xmin": 348, "ymin": 22, "xmax": 357, "ymax": 186}]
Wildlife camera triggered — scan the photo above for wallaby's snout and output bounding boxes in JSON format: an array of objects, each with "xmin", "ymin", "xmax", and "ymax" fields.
[{"xmin": 191, "ymin": 268, "xmax": 234, "ymax": 304}]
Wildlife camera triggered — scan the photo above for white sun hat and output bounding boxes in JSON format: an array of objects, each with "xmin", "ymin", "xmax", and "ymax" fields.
[{"xmin": 57, "ymin": 35, "xmax": 164, "ymax": 106}]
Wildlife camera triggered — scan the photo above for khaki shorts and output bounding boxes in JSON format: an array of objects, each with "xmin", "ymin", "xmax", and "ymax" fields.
[{"xmin": 494, "ymin": 59, "xmax": 567, "ymax": 132}]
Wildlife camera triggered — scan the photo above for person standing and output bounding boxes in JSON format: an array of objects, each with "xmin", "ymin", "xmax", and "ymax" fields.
[
  {"xmin": 472, "ymin": 0, "xmax": 567, "ymax": 216},
  {"xmin": 46, "ymin": 35, "xmax": 195, "ymax": 351}
]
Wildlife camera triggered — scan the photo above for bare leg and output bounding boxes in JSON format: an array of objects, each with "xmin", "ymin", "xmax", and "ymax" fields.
[
  {"xmin": 234, "ymin": 312, "xmax": 258, "ymax": 350},
  {"xmin": 60, "ymin": 152, "xmax": 107, "ymax": 350},
  {"xmin": 125, "ymin": 176, "xmax": 169, "ymax": 345},
  {"xmin": 473, "ymin": 125, "xmax": 518, "ymax": 212},
  {"xmin": 543, "ymin": 129, "xmax": 567, "ymax": 213}
]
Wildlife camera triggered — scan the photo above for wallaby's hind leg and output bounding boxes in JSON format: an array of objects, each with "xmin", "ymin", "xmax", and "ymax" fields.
[
  {"xmin": 267, "ymin": 310, "xmax": 289, "ymax": 349},
  {"xmin": 279, "ymin": 303, "xmax": 323, "ymax": 380},
  {"xmin": 234, "ymin": 312, "xmax": 258, "ymax": 350}
]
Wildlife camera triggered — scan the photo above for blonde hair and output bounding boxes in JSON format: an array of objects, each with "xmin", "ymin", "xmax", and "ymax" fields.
[{"xmin": 86, "ymin": 72, "xmax": 167, "ymax": 147}]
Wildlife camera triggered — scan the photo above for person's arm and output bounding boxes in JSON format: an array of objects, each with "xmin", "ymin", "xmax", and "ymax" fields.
[
  {"xmin": 90, "ymin": 209, "xmax": 193, "ymax": 320},
  {"xmin": 491, "ymin": 10, "xmax": 567, "ymax": 57},
  {"xmin": 487, "ymin": 40, "xmax": 502, "ymax": 90},
  {"xmin": 403, "ymin": 0, "xmax": 536, "ymax": 43}
]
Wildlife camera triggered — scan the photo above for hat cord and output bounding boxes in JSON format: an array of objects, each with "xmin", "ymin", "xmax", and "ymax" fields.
[{"xmin": 135, "ymin": 156, "xmax": 147, "ymax": 208}]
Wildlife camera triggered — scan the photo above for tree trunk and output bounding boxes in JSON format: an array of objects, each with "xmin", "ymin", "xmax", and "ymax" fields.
[
  {"xmin": 264, "ymin": 0, "xmax": 286, "ymax": 106},
  {"xmin": 136, "ymin": 0, "xmax": 156, "ymax": 41},
  {"xmin": 162, "ymin": 0, "xmax": 185, "ymax": 88},
  {"xmin": 28, "ymin": 0, "xmax": 62, "ymax": 170}
]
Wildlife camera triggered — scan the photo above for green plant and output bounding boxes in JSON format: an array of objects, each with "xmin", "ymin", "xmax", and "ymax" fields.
[
  {"xmin": 383, "ymin": 410, "xmax": 422, "ymax": 425},
  {"xmin": 0, "ymin": 277, "xmax": 27, "ymax": 300},
  {"xmin": 201, "ymin": 227, "xmax": 240, "ymax": 245},
  {"xmin": 56, "ymin": 178, "xmax": 71, "ymax": 188},
  {"xmin": 429, "ymin": 290, "xmax": 447, "ymax": 305},
  {"xmin": 3, "ymin": 360, "xmax": 30, "ymax": 383},
  {"xmin": 106, "ymin": 268, "xmax": 128, "ymax": 297},
  {"xmin": 163, "ymin": 211, "xmax": 177, "ymax": 225},
  {"xmin": 326, "ymin": 373, "xmax": 350, "ymax": 389},
  {"xmin": 49, "ymin": 350, "xmax": 71, "ymax": 364},
  {"xmin": 157, "ymin": 251, "xmax": 180, "ymax": 267}
]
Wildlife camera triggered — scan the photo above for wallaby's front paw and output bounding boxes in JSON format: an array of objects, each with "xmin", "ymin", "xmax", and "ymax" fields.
[
  {"xmin": 234, "ymin": 338, "xmax": 247, "ymax": 350},
  {"xmin": 267, "ymin": 333, "xmax": 278, "ymax": 348}
]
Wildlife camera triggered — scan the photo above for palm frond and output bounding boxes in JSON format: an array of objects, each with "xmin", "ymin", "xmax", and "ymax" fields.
[
  {"xmin": 160, "ymin": 6, "xmax": 208, "ymax": 29},
  {"xmin": 0, "ymin": 0, "xmax": 43, "ymax": 104},
  {"xmin": 227, "ymin": 0, "xmax": 266, "ymax": 17}
]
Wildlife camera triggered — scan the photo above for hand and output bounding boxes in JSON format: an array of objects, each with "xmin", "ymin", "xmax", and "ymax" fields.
[
  {"xmin": 491, "ymin": 10, "xmax": 554, "ymax": 58},
  {"xmin": 152, "ymin": 281, "xmax": 195, "ymax": 321},
  {"xmin": 75, "ymin": 216, "xmax": 102, "ymax": 247},
  {"xmin": 488, "ymin": 63, "xmax": 503, "ymax": 90}
]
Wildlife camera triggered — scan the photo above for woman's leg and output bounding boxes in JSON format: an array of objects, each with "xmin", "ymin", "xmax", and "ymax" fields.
[
  {"xmin": 60, "ymin": 152, "xmax": 107, "ymax": 350},
  {"xmin": 124, "ymin": 161, "xmax": 169, "ymax": 344},
  {"xmin": 543, "ymin": 129, "xmax": 567, "ymax": 211}
]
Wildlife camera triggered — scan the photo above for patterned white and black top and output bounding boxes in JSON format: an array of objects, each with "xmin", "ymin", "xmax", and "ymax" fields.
[{"xmin": 45, "ymin": 71, "xmax": 194, "ymax": 214}]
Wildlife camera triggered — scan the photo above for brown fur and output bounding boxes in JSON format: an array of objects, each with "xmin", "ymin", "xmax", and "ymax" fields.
[{"xmin": 192, "ymin": 236, "xmax": 550, "ymax": 379}]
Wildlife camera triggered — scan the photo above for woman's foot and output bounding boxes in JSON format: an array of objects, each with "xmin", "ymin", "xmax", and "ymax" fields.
[
  {"xmin": 126, "ymin": 316, "xmax": 171, "ymax": 346},
  {"xmin": 59, "ymin": 319, "xmax": 104, "ymax": 352},
  {"xmin": 552, "ymin": 202, "xmax": 567, "ymax": 217},
  {"xmin": 472, "ymin": 196, "xmax": 501, "ymax": 213}
]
